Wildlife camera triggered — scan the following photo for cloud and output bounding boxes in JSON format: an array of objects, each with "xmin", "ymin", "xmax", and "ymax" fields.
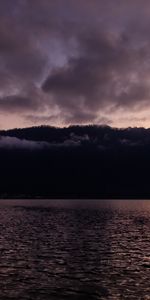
[
  {"xmin": 1, "ymin": 1, "xmax": 150, "ymax": 127},
  {"xmin": 42, "ymin": 29, "xmax": 150, "ymax": 119},
  {"xmin": 0, "ymin": 13, "xmax": 46, "ymax": 88},
  {"xmin": 0, "ymin": 95, "xmax": 38, "ymax": 112},
  {"xmin": 0, "ymin": 131, "xmax": 90, "ymax": 150},
  {"xmin": 0, "ymin": 136, "xmax": 50, "ymax": 150}
]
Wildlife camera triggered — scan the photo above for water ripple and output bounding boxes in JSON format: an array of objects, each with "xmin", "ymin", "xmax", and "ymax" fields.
[{"xmin": 0, "ymin": 201, "xmax": 149, "ymax": 299}]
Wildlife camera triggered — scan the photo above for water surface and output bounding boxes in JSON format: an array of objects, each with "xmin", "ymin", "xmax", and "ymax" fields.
[{"xmin": 0, "ymin": 200, "xmax": 149, "ymax": 300}]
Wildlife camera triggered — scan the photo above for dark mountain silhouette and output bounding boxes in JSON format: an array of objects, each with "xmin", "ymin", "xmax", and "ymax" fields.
[{"xmin": 0, "ymin": 125, "xmax": 150, "ymax": 199}]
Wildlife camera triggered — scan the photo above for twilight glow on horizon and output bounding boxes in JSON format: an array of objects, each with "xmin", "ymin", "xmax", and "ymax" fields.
[{"xmin": 0, "ymin": 0, "xmax": 150, "ymax": 129}]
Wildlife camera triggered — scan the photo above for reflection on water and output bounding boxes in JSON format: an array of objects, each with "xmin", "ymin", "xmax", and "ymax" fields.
[{"xmin": 0, "ymin": 200, "xmax": 149, "ymax": 299}]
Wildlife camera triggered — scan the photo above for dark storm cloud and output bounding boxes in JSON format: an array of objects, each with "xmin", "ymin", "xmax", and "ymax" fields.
[
  {"xmin": 42, "ymin": 30, "xmax": 150, "ymax": 115},
  {"xmin": 1, "ymin": 0, "xmax": 150, "ymax": 125},
  {"xmin": 0, "ymin": 0, "xmax": 47, "ymax": 94},
  {"xmin": 0, "ymin": 21, "xmax": 45, "ymax": 81},
  {"xmin": 0, "ymin": 95, "xmax": 39, "ymax": 112}
]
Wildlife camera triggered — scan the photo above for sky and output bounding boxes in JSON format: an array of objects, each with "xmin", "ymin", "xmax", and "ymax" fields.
[{"xmin": 1, "ymin": 0, "xmax": 150, "ymax": 129}]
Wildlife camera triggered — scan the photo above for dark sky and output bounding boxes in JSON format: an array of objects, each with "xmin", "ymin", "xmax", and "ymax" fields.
[{"xmin": 0, "ymin": 0, "xmax": 150, "ymax": 129}]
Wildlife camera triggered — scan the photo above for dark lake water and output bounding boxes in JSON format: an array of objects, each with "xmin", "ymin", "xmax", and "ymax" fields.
[{"xmin": 0, "ymin": 200, "xmax": 149, "ymax": 300}]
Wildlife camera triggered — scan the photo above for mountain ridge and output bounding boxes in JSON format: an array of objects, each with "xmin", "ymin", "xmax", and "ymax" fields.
[{"xmin": 0, "ymin": 125, "xmax": 150, "ymax": 199}]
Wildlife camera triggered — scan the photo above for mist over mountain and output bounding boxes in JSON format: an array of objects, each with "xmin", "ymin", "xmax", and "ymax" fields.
[{"xmin": 0, "ymin": 125, "xmax": 150, "ymax": 199}]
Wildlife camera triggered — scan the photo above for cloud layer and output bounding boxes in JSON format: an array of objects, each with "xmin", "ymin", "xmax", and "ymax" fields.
[
  {"xmin": 0, "ymin": 1, "xmax": 150, "ymax": 128},
  {"xmin": 0, "ymin": 136, "xmax": 50, "ymax": 150}
]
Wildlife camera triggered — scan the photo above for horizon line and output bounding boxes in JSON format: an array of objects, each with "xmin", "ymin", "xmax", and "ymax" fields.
[{"xmin": 0, "ymin": 123, "xmax": 150, "ymax": 132}]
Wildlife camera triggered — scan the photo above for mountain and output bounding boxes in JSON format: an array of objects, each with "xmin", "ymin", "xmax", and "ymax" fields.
[{"xmin": 0, "ymin": 125, "xmax": 150, "ymax": 199}]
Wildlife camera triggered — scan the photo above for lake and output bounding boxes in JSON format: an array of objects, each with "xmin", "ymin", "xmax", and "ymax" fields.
[{"xmin": 0, "ymin": 200, "xmax": 149, "ymax": 299}]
